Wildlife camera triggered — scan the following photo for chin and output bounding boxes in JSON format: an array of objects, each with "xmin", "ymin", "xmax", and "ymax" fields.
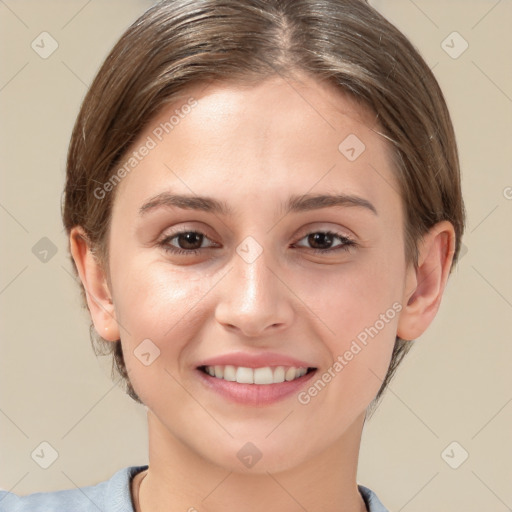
[{"xmin": 197, "ymin": 435, "xmax": 316, "ymax": 476}]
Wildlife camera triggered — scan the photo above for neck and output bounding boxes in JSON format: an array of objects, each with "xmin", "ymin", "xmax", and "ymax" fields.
[{"xmin": 136, "ymin": 410, "xmax": 368, "ymax": 512}]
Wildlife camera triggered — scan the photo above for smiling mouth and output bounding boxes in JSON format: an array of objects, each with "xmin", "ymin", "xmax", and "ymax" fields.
[{"xmin": 198, "ymin": 365, "xmax": 316, "ymax": 385}]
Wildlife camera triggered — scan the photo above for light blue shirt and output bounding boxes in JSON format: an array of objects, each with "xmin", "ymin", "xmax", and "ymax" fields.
[{"xmin": 0, "ymin": 465, "xmax": 390, "ymax": 511}]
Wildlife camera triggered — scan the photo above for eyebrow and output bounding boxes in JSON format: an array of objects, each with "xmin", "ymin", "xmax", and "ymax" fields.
[{"xmin": 138, "ymin": 191, "xmax": 378, "ymax": 217}]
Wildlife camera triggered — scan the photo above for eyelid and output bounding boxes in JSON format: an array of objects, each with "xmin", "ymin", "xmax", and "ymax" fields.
[
  {"xmin": 293, "ymin": 231, "xmax": 355, "ymax": 245},
  {"xmin": 292, "ymin": 230, "xmax": 357, "ymax": 253},
  {"xmin": 158, "ymin": 222, "xmax": 216, "ymax": 240},
  {"xmin": 294, "ymin": 222, "xmax": 357, "ymax": 242},
  {"xmin": 158, "ymin": 225, "xmax": 358, "ymax": 257},
  {"xmin": 159, "ymin": 223, "xmax": 355, "ymax": 244},
  {"xmin": 159, "ymin": 228, "xmax": 218, "ymax": 248}
]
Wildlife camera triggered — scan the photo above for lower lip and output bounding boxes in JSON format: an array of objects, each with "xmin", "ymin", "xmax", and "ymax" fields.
[{"xmin": 196, "ymin": 368, "xmax": 317, "ymax": 406}]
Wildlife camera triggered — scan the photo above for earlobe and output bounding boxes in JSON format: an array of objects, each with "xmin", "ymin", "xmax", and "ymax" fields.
[
  {"xmin": 69, "ymin": 226, "xmax": 120, "ymax": 342},
  {"xmin": 397, "ymin": 221, "xmax": 456, "ymax": 341}
]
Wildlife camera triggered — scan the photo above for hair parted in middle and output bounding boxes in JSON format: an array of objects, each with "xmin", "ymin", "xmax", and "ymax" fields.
[{"xmin": 62, "ymin": 0, "xmax": 465, "ymax": 410}]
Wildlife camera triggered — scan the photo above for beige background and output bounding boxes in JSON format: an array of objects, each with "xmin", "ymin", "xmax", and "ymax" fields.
[{"xmin": 1, "ymin": 1, "xmax": 511, "ymax": 510}]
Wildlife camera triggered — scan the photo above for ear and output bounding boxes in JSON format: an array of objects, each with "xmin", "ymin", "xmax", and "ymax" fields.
[
  {"xmin": 397, "ymin": 221, "xmax": 456, "ymax": 341},
  {"xmin": 69, "ymin": 226, "xmax": 120, "ymax": 342}
]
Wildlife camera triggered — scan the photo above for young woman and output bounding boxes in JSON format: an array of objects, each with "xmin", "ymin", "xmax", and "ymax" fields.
[{"xmin": 0, "ymin": 0, "xmax": 465, "ymax": 511}]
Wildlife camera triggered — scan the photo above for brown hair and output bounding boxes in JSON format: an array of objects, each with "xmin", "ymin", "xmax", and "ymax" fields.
[{"xmin": 62, "ymin": 0, "xmax": 465, "ymax": 410}]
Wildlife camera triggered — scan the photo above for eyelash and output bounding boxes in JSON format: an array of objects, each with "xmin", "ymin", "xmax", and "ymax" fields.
[{"xmin": 158, "ymin": 229, "xmax": 357, "ymax": 256}]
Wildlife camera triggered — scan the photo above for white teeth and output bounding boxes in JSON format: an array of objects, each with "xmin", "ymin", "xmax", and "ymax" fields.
[
  {"xmin": 236, "ymin": 366, "xmax": 254, "ymax": 384},
  {"xmin": 202, "ymin": 365, "xmax": 310, "ymax": 385},
  {"xmin": 223, "ymin": 365, "xmax": 236, "ymax": 381},
  {"xmin": 285, "ymin": 367, "xmax": 297, "ymax": 381},
  {"xmin": 274, "ymin": 366, "xmax": 285, "ymax": 382},
  {"xmin": 253, "ymin": 367, "xmax": 274, "ymax": 385}
]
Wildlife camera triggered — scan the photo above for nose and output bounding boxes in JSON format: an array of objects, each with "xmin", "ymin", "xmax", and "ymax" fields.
[{"xmin": 214, "ymin": 246, "xmax": 294, "ymax": 338}]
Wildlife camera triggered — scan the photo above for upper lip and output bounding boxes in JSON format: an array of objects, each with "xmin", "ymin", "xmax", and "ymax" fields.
[{"xmin": 196, "ymin": 351, "xmax": 316, "ymax": 369}]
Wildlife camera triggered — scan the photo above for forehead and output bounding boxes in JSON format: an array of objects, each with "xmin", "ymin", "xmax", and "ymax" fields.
[{"xmin": 111, "ymin": 75, "xmax": 400, "ymax": 220}]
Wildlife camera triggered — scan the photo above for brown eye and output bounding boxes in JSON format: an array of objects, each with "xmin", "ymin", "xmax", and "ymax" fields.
[
  {"xmin": 307, "ymin": 232, "xmax": 335, "ymax": 250},
  {"xmin": 159, "ymin": 230, "xmax": 217, "ymax": 255},
  {"xmin": 174, "ymin": 232, "xmax": 204, "ymax": 250},
  {"xmin": 294, "ymin": 231, "xmax": 356, "ymax": 254}
]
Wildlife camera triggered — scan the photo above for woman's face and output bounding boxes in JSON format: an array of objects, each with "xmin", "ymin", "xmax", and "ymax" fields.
[{"xmin": 99, "ymin": 75, "xmax": 415, "ymax": 472}]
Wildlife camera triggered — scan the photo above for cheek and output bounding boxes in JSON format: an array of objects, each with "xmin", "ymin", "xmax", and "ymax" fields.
[
  {"xmin": 111, "ymin": 261, "xmax": 207, "ymax": 376},
  {"xmin": 113, "ymin": 259, "xmax": 199, "ymax": 329},
  {"xmin": 298, "ymin": 255, "xmax": 404, "ymax": 344},
  {"xmin": 297, "ymin": 252, "xmax": 404, "ymax": 401},
  {"xmin": 297, "ymin": 283, "xmax": 400, "ymax": 424},
  {"xmin": 113, "ymin": 267, "xmax": 209, "ymax": 408}
]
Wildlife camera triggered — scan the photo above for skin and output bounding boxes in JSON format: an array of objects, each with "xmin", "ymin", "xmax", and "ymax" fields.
[{"xmin": 70, "ymin": 74, "xmax": 455, "ymax": 512}]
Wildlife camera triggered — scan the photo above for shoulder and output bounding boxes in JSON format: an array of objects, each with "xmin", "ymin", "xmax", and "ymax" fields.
[
  {"xmin": 358, "ymin": 484, "xmax": 390, "ymax": 512},
  {"xmin": 0, "ymin": 465, "xmax": 148, "ymax": 512}
]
